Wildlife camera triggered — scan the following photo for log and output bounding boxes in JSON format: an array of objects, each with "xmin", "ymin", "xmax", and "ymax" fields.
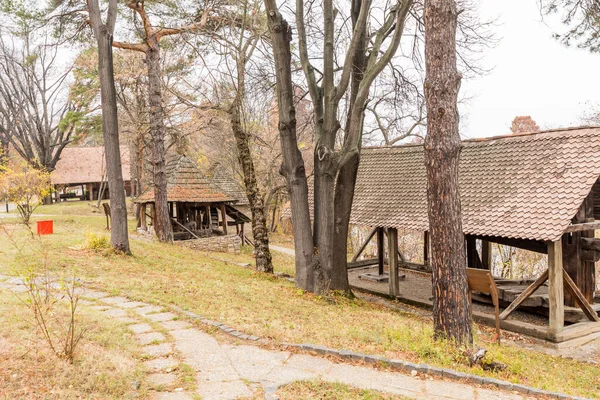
[
  {"xmin": 388, "ymin": 228, "xmax": 399, "ymax": 297},
  {"xmin": 581, "ymin": 237, "xmax": 600, "ymax": 252},
  {"xmin": 564, "ymin": 222, "xmax": 600, "ymax": 233},
  {"xmin": 562, "ymin": 270, "xmax": 600, "ymax": 322},
  {"xmin": 499, "ymin": 270, "xmax": 548, "ymax": 320},
  {"xmin": 548, "ymin": 240, "xmax": 564, "ymax": 334},
  {"xmin": 351, "ymin": 227, "xmax": 378, "ymax": 262},
  {"xmin": 581, "ymin": 249, "xmax": 600, "ymax": 262}
]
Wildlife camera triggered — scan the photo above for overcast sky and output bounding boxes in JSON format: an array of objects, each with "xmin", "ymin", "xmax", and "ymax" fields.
[{"xmin": 459, "ymin": 0, "xmax": 600, "ymax": 139}]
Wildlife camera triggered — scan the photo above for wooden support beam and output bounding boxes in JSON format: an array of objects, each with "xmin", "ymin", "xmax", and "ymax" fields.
[
  {"xmin": 423, "ymin": 231, "xmax": 429, "ymax": 265},
  {"xmin": 351, "ymin": 227, "xmax": 378, "ymax": 263},
  {"xmin": 220, "ymin": 204, "xmax": 228, "ymax": 234},
  {"xmin": 470, "ymin": 234, "xmax": 547, "ymax": 254},
  {"xmin": 548, "ymin": 239, "xmax": 564, "ymax": 334},
  {"xmin": 499, "ymin": 270, "xmax": 548, "ymax": 320},
  {"xmin": 172, "ymin": 218, "xmax": 201, "ymax": 240},
  {"xmin": 140, "ymin": 203, "xmax": 147, "ymax": 230},
  {"xmin": 562, "ymin": 270, "xmax": 600, "ymax": 322},
  {"xmin": 582, "ymin": 250, "xmax": 600, "ymax": 262},
  {"xmin": 481, "ymin": 240, "xmax": 492, "ymax": 270},
  {"xmin": 564, "ymin": 221, "xmax": 600, "ymax": 233},
  {"xmin": 388, "ymin": 228, "xmax": 399, "ymax": 297},
  {"xmin": 581, "ymin": 237, "xmax": 600, "ymax": 251},
  {"xmin": 377, "ymin": 227, "xmax": 384, "ymax": 276}
]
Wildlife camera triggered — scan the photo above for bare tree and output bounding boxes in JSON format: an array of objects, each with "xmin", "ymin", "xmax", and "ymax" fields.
[
  {"xmin": 423, "ymin": 0, "xmax": 472, "ymax": 345},
  {"xmin": 0, "ymin": 31, "xmax": 75, "ymax": 171},
  {"xmin": 86, "ymin": 0, "xmax": 131, "ymax": 254}
]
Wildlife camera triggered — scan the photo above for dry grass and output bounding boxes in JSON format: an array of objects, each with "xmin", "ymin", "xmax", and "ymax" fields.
[
  {"xmin": 0, "ymin": 208, "xmax": 599, "ymax": 398},
  {"xmin": 0, "ymin": 290, "xmax": 146, "ymax": 399},
  {"xmin": 276, "ymin": 380, "xmax": 408, "ymax": 400}
]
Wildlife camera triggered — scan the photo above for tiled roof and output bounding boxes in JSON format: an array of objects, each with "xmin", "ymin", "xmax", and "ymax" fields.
[
  {"xmin": 51, "ymin": 146, "xmax": 130, "ymax": 185},
  {"xmin": 352, "ymin": 126, "xmax": 600, "ymax": 241},
  {"xmin": 136, "ymin": 155, "xmax": 235, "ymax": 204},
  {"xmin": 206, "ymin": 163, "xmax": 249, "ymax": 206}
]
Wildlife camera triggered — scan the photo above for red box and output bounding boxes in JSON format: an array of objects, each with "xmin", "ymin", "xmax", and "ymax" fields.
[{"xmin": 36, "ymin": 220, "xmax": 53, "ymax": 235}]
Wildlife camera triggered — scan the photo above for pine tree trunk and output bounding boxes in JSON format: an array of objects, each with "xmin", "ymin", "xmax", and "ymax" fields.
[
  {"xmin": 264, "ymin": 2, "xmax": 315, "ymax": 290},
  {"xmin": 96, "ymin": 28, "xmax": 130, "ymax": 254},
  {"xmin": 423, "ymin": 0, "xmax": 472, "ymax": 345},
  {"xmin": 146, "ymin": 43, "xmax": 172, "ymax": 243}
]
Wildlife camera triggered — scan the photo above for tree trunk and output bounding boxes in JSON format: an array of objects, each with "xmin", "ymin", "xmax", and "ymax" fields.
[
  {"xmin": 331, "ymin": 0, "xmax": 368, "ymax": 294},
  {"xmin": 264, "ymin": 2, "xmax": 315, "ymax": 290},
  {"xmin": 423, "ymin": 0, "xmax": 472, "ymax": 345},
  {"xmin": 95, "ymin": 28, "xmax": 131, "ymax": 254},
  {"xmin": 146, "ymin": 43, "xmax": 172, "ymax": 243},
  {"xmin": 229, "ymin": 75, "xmax": 273, "ymax": 272}
]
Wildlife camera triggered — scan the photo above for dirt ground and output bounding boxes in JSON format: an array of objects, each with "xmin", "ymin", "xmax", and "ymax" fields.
[{"xmin": 349, "ymin": 266, "xmax": 600, "ymax": 364}]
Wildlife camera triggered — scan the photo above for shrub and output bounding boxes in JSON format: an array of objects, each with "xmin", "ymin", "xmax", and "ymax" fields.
[{"xmin": 84, "ymin": 232, "xmax": 111, "ymax": 251}]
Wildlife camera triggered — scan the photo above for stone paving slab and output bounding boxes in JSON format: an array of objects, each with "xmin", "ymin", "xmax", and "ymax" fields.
[
  {"xmin": 137, "ymin": 332, "xmax": 166, "ymax": 345},
  {"xmin": 116, "ymin": 316, "xmax": 139, "ymax": 324},
  {"xmin": 143, "ymin": 343, "xmax": 174, "ymax": 358},
  {"xmin": 118, "ymin": 301, "xmax": 147, "ymax": 309},
  {"xmin": 144, "ymin": 357, "xmax": 179, "ymax": 371},
  {"xmin": 101, "ymin": 296, "xmax": 130, "ymax": 305},
  {"xmin": 197, "ymin": 379, "xmax": 253, "ymax": 400},
  {"xmin": 82, "ymin": 290, "xmax": 110, "ymax": 299},
  {"xmin": 135, "ymin": 305, "xmax": 164, "ymax": 315},
  {"xmin": 146, "ymin": 312, "xmax": 178, "ymax": 322},
  {"xmin": 103, "ymin": 308, "xmax": 128, "ymax": 318},
  {"xmin": 128, "ymin": 323, "xmax": 153, "ymax": 334},
  {"xmin": 148, "ymin": 373, "xmax": 177, "ymax": 387},
  {"xmin": 149, "ymin": 392, "xmax": 193, "ymax": 400},
  {"xmin": 160, "ymin": 320, "xmax": 192, "ymax": 331}
]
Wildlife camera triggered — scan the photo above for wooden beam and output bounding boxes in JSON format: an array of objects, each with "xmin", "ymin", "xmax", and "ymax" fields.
[
  {"xmin": 351, "ymin": 227, "xmax": 378, "ymax": 262},
  {"xmin": 388, "ymin": 228, "xmax": 399, "ymax": 297},
  {"xmin": 481, "ymin": 240, "xmax": 492, "ymax": 270},
  {"xmin": 140, "ymin": 203, "xmax": 147, "ymax": 230},
  {"xmin": 499, "ymin": 270, "xmax": 548, "ymax": 320},
  {"xmin": 470, "ymin": 234, "xmax": 547, "ymax": 254},
  {"xmin": 172, "ymin": 218, "xmax": 201, "ymax": 240},
  {"xmin": 377, "ymin": 227, "xmax": 384, "ymax": 276},
  {"xmin": 581, "ymin": 237, "xmax": 600, "ymax": 252},
  {"xmin": 220, "ymin": 204, "xmax": 228, "ymax": 234},
  {"xmin": 582, "ymin": 250, "xmax": 600, "ymax": 262},
  {"xmin": 423, "ymin": 231, "xmax": 429, "ymax": 265},
  {"xmin": 564, "ymin": 221, "xmax": 600, "ymax": 233},
  {"xmin": 548, "ymin": 239, "xmax": 564, "ymax": 334},
  {"xmin": 562, "ymin": 270, "xmax": 600, "ymax": 322}
]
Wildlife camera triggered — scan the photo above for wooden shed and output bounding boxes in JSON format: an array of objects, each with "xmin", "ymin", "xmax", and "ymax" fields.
[
  {"xmin": 51, "ymin": 146, "xmax": 132, "ymax": 201},
  {"xmin": 348, "ymin": 126, "xmax": 600, "ymax": 343},
  {"xmin": 135, "ymin": 155, "xmax": 250, "ymax": 240}
]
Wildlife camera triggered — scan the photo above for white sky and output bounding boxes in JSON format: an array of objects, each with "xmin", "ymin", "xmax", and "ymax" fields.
[{"xmin": 459, "ymin": 0, "xmax": 600, "ymax": 139}]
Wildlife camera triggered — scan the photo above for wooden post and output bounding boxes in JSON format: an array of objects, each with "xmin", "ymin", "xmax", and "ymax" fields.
[
  {"xmin": 151, "ymin": 203, "xmax": 156, "ymax": 227},
  {"xmin": 548, "ymin": 239, "xmax": 564, "ymax": 335},
  {"xmin": 205, "ymin": 205, "xmax": 211, "ymax": 228},
  {"xmin": 377, "ymin": 227, "xmax": 384, "ymax": 276},
  {"xmin": 220, "ymin": 204, "xmax": 228, "ymax": 235},
  {"xmin": 466, "ymin": 236, "xmax": 476, "ymax": 269},
  {"xmin": 581, "ymin": 192, "xmax": 596, "ymax": 302},
  {"xmin": 481, "ymin": 240, "xmax": 492, "ymax": 271},
  {"xmin": 423, "ymin": 231, "xmax": 429, "ymax": 266},
  {"xmin": 140, "ymin": 203, "xmax": 147, "ymax": 230},
  {"xmin": 388, "ymin": 228, "xmax": 399, "ymax": 296}
]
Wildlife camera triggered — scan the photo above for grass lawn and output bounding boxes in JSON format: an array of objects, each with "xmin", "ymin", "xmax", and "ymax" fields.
[
  {"xmin": 1, "ymin": 202, "xmax": 599, "ymax": 398},
  {"xmin": 0, "ymin": 286, "xmax": 146, "ymax": 398},
  {"xmin": 275, "ymin": 380, "xmax": 408, "ymax": 400}
]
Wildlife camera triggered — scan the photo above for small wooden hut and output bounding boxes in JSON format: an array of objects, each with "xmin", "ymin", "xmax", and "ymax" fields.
[
  {"xmin": 135, "ymin": 155, "xmax": 250, "ymax": 240},
  {"xmin": 348, "ymin": 126, "xmax": 600, "ymax": 343}
]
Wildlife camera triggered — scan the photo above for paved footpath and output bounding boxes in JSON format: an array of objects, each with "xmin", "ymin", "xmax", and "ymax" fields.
[{"xmin": 0, "ymin": 275, "xmax": 541, "ymax": 400}]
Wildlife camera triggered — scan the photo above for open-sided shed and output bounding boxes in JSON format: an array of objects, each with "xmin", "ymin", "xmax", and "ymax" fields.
[
  {"xmin": 350, "ymin": 126, "xmax": 600, "ymax": 342},
  {"xmin": 135, "ymin": 155, "xmax": 250, "ymax": 240}
]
